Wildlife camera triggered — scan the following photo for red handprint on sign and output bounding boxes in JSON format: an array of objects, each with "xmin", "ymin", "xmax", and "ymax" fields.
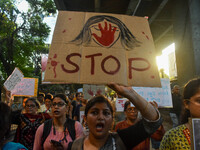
[
  {"xmin": 87, "ymin": 88, "xmax": 94, "ymax": 96},
  {"xmin": 92, "ymin": 22, "xmax": 117, "ymax": 47}
]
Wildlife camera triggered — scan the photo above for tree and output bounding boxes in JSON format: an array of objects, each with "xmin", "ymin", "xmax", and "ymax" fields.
[{"xmin": 0, "ymin": 0, "xmax": 56, "ymax": 86}]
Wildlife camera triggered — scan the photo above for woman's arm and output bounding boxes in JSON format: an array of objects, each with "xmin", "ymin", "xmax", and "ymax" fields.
[
  {"xmin": 107, "ymin": 83, "xmax": 159, "ymax": 121},
  {"xmin": 33, "ymin": 124, "xmax": 44, "ymax": 150}
]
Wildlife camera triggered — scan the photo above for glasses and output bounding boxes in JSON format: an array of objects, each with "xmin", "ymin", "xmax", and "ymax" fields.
[
  {"xmin": 127, "ymin": 107, "xmax": 137, "ymax": 113},
  {"xmin": 52, "ymin": 102, "xmax": 66, "ymax": 107},
  {"xmin": 25, "ymin": 104, "xmax": 36, "ymax": 108}
]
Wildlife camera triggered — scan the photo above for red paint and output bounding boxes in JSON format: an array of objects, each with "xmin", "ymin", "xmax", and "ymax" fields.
[
  {"xmin": 61, "ymin": 53, "xmax": 81, "ymax": 73},
  {"xmin": 87, "ymin": 88, "xmax": 94, "ymax": 96},
  {"xmin": 101, "ymin": 55, "xmax": 120, "ymax": 75},
  {"xmin": 128, "ymin": 58, "xmax": 151, "ymax": 79},
  {"xmin": 146, "ymin": 35, "xmax": 149, "ymax": 40},
  {"xmin": 62, "ymin": 29, "xmax": 66, "ymax": 33},
  {"xmin": 68, "ymin": 18, "xmax": 72, "ymax": 20},
  {"xmin": 48, "ymin": 54, "xmax": 59, "ymax": 78},
  {"xmin": 142, "ymin": 32, "xmax": 145, "ymax": 34},
  {"xmin": 85, "ymin": 53, "xmax": 102, "ymax": 75},
  {"xmin": 96, "ymin": 89, "xmax": 102, "ymax": 95},
  {"xmin": 151, "ymin": 75, "xmax": 155, "ymax": 79},
  {"xmin": 92, "ymin": 22, "xmax": 117, "ymax": 47}
]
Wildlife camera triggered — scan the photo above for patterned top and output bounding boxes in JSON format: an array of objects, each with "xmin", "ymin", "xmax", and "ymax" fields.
[
  {"xmin": 160, "ymin": 124, "xmax": 191, "ymax": 150},
  {"xmin": 12, "ymin": 111, "xmax": 51, "ymax": 150}
]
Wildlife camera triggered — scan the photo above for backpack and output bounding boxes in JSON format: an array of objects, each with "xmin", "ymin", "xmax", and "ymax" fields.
[{"xmin": 41, "ymin": 118, "xmax": 76, "ymax": 149}]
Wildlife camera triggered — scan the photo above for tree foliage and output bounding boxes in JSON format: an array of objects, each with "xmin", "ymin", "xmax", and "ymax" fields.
[{"xmin": 0, "ymin": 0, "xmax": 56, "ymax": 86}]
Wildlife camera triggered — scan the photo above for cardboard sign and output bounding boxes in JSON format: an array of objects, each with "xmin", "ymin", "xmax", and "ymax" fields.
[
  {"xmin": 44, "ymin": 11, "xmax": 161, "ymax": 87},
  {"xmin": 189, "ymin": 118, "xmax": 200, "ymax": 150},
  {"xmin": 116, "ymin": 98, "xmax": 128, "ymax": 112},
  {"xmin": 133, "ymin": 78, "xmax": 172, "ymax": 107},
  {"xmin": 11, "ymin": 78, "xmax": 38, "ymax": 97},
  {"xmin": 83, "ymin": 84, "xmax": 105, "ymax": 99},
  {"xmin": 4, "ymin": 67, "xmax": 24, "ymax": 91}
]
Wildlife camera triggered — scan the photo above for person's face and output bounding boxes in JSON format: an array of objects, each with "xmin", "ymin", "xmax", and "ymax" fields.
[
  {"xmin": 45, "ymin": 99, "xmax": 52, "ymax": 109},
  {"xmin": 76, "ymin": 94, "xmax": 83, "ymax": 101},
  {"xmin": 125, "ymin": 105, "xmax": 138, "ymax": 121},
  {"xmin": 51, "ymin": 97, "xmax": 67, "ymax": 118},
  {"xmin": 173, "ymin": 87, "xmax": 180, "ymax": 94},
  {"xmin": 184, "ymin": 90, "xmax": 200, "ymax": 118},
  {"xmin": 25, "ymin": 100, "xmax": 38, "ymax": 115},
  {"xmin": 85, "ymin": 102, "xmax": 113, "ymax": 139}
]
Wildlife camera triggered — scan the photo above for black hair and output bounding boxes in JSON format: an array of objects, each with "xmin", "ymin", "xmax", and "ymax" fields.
[
  {"xmin": 124, "ymin": 101, "xmax": 131, "ymax": 112},
  {"xmin": 0, "ymin": 102, "xmax": 11, "ymax": 145},
  {"xmin": 25, "ymin": 97, "xmax": 40, "ymax": 109},
  {"xmin": 54, "ymin": 94, "xmax": 68, "ymax": 105},
  {"xmin": 45, "ymin": 93, "xmax": 53, "ymax": 101},
  {"xmin": 180, "ymin": 78, "xmax": 200, "ymax": 124},
  {"xmin": 71, "ymin": 15, "xmax": 141, "ymax": 50},
  {"xmin": 76, "ymin": 92, "xmax": 83, "ymax": 97},
  {"xmin": 84, "ymin": 95, "xmax": 113, "ymax": 117}
]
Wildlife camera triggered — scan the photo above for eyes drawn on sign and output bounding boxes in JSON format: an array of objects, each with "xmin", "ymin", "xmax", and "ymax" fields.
[{"xmin": 71, "ymin": 15, "xmax": 141, "ymax": 50}]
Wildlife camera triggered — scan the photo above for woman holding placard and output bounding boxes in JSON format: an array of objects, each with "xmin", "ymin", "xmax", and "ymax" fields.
[
  {"xmin": 160, "ymin": 78, "xmax": 200, "ymax": 149},
  {"xmin": 71, "ymin": 83, "xmax": 162, "ymax": 150}
]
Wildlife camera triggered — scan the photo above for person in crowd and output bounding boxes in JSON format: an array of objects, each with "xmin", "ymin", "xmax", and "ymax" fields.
[
  {"xmin": 33, "ymin": 94, "xmax": 84, "ymax": 150},
  {"xmin": 38, "ymin": 92, "xmax": 46, "ymax": 112},
  {"xmin": 71, "ymin": 83, "xmax": 162, "ymax": 150},
  {"xmin": 170, "ymin": 84, "xmax": 182, "ymax": 127},
  {"xmin": 12, "ymin": 97, "xmax": 51, "ymax": 150},
  {"xmin": 0, "ymin": 102, "xmax": 28, "ymax": 150},
  {"xmin": 160, "ymin": 78, "xmax": 200, "ymax": 149},
  {"xmin": 44, "ymin": 93, "xmax": 53, "ymax": 113},
  {"xmin": 73, "ymin": 92, "xmax": 84, "ymax": 121},
  {"xmin": 115, "ymin": 101, "xmax": 165, "ymax": 150}
]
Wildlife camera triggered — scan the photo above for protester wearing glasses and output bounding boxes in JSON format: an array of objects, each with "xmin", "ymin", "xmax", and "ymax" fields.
[
  {"xmin": 115, "ymin": 101, "xmax": 165, "ymax": 150},
  {"xmin": 11, "ymin": 97, "xmax": 51, "ymax": 150},
  {"xmin": 33, "ymin": 94, "xmax": 84, "ymax": 150}
]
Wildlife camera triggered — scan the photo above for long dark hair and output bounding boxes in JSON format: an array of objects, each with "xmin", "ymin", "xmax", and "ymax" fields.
[
  {"xmin": 71, "ymin": 15, "xmax": 141, "ymax": 50},
  {"xmin": 180, "ymin": 78, "xmax": 200, "ymax": 124},
  {"xmin": 0, "ymin": 102, "xmax": 11, "ymax": 147}
]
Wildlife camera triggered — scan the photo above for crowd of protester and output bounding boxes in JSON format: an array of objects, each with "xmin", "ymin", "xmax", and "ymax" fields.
[{"xmin": 0, "ymin": 78, "xmax": 200, "ymax": 150}]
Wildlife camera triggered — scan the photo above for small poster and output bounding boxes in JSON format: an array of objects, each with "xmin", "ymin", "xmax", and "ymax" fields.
[
  {"xmin": 189, "ymin": 118, "xmax": 200, "ymax": 150},
  {"xmin": 4, "ymin": 67, "xmax": 24, "ymax": 91},
  {"xmin": 11, "ymin": 78, "xmax": 38, "ymax": 97},
  {"xmin": 83, "ymin": 84, "xmax": 105, "ymax": 99},
  {"xmin": 115, "ymin": 98, "xmax": 128, "ymax": 112}
]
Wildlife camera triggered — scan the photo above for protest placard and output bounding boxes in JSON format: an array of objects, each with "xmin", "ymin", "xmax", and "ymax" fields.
[
  {"xmin": 11, "ymin": 78, "xmax": 38, "ymax": 97},
  {"xmin": 133, "ymin": 78, "xmax": 172, "ymax": 107},
  {"xmin": 115, "ymin": 98, "xmax": 128, "ymax": 112},
  {"xmin": 189, "ymin": 118, "xmax": 200, "ymax": 150},
  {"xmin": 3, "ymin": 67, "xmax": 24, "ymax": 91},
  {"xmin": 44, "ymin": 11, "xmax": 161, "ymax": 87},
  {"xmin": 83, "ymin": 84, "xmax": 105, "ymax": 99}
]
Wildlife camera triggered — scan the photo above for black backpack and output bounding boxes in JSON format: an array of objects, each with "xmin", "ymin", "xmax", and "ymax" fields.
[{"xmin": 41, "ymin": 118, "xmax": 76, "ymax": 149}]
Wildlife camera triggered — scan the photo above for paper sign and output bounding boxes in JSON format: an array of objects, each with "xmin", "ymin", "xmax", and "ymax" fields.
[
  {"xmin": 133, "ymin": 78, "xmax": 172, "ymax": 107},
  {"xmin": 44, "ymin": 11, "xmax": 161, "ymax": 87},
  {"xmin": 189, "ymin": 118, "xmax": 200, "ymax": 150},
  {"xmin": 4, "ymin": 68, "xmax": 24, "ymax": 91},
  {"xmin": 83, "ymin": 84, "xmax": 105, "ymax": 99},
  {"xmin": 11, "ymin": 78, "xmax": 38, "ymax": 97},
  {"xmin": 116, "ymin": 98, "xmax": 128, "ymax": 112},
  {"xmin": 80, "ymin": 107, "xmax": 85, "ymax": 124}
]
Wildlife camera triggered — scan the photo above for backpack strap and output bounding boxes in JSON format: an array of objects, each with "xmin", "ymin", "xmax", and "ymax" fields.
[
  {"xmin": 65, "ymin": 118, "xmax": 76, "ymax": 140},
  {"xmin": 41, "ymin": 119, "xmax": 53, "ymax": 149}
]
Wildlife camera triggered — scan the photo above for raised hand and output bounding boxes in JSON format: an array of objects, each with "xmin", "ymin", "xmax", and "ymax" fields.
[
  {"xmin": 107, "ymin": 82, "xmax": 133, "ymax": 99},
  {"xmin": 92, "ymin": 22, "xmax": 117, "ymax": 47}
]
